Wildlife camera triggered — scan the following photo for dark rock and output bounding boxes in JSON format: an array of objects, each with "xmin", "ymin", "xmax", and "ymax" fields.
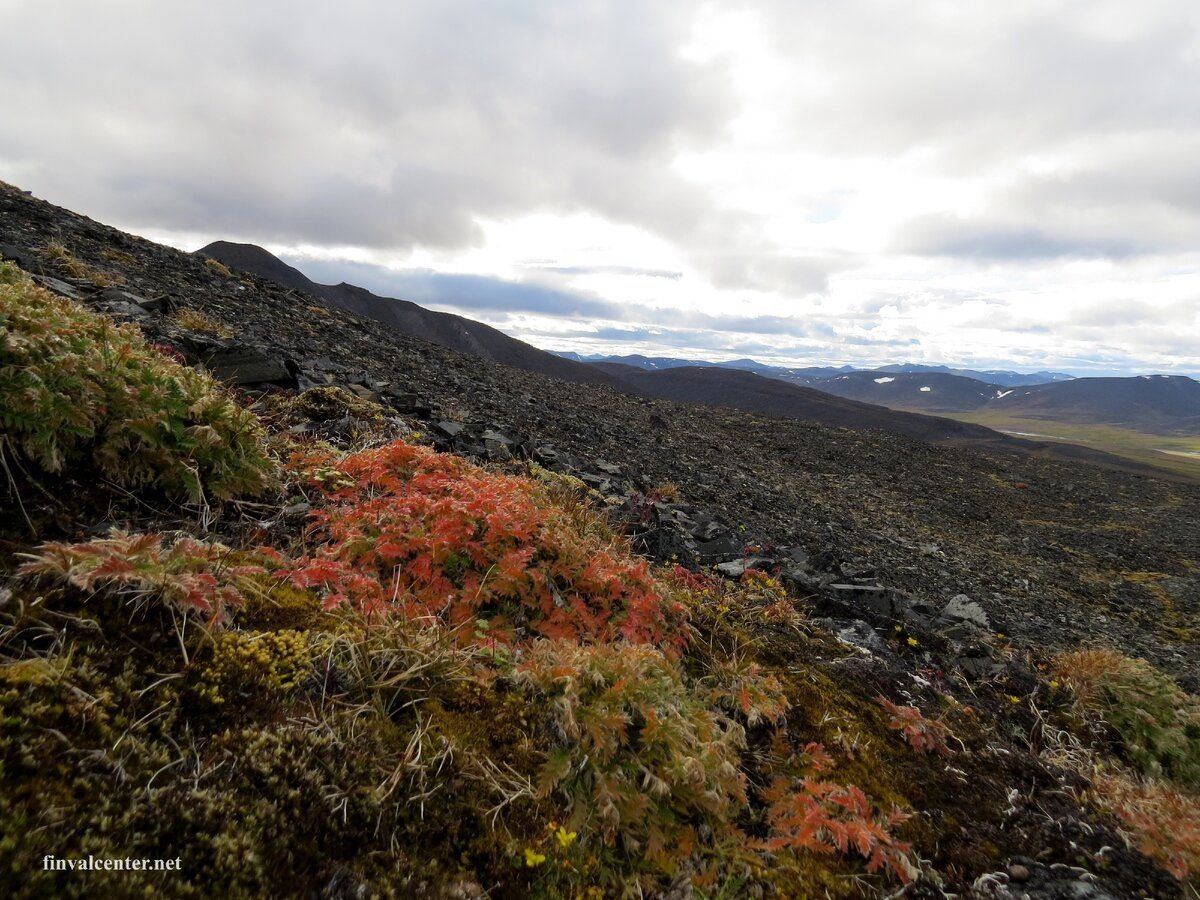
[
  {"xmin": 31, "ymin": 273, "xmax": 86, "ymax": 300},
  {"xmin": 0, "ymin": 242, "xmax": 37, "ymax": 270},
  {"xmin": 180, "ymin": 336, "xmax": 295, "ymax": 386},
  {"xmin": 95, "ymin": 287, "xmax": 173, "ymax": 314},
  {"xmin": 435, "ymin": 421, "xmax": 464, "ymax": 439},
  {"xmin": 695, "ymin": 533, "xmax": 742, "ymax": 562}
]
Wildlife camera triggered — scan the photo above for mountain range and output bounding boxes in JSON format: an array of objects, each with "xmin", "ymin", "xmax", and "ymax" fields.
[
  {"xmin": 201, "ymin": 243, "xmax": 1200, "ymax": 446},
  {"xmin": 556, "ymin": 351, "xmax": 1075, "ymax": 387}
]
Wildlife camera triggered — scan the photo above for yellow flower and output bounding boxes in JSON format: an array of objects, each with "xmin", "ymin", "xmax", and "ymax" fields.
[
  {"xmin": 555, "ymin": 827, "xmax": 578, "ymax": 849},
  {"xmin": 524, "ymin": 848, "xmax": 547, "ymax": 867},
  {"xmin": 1009, "ymin": 695, "xmax": 1021, "ymax": 704},
  {"xmin": 1050, "ymin": 679, "xmax": 1060, "ymax": 689},
  {"xmin": 906, "ymin": 636, "xmax": 919, "ymax": 647}
]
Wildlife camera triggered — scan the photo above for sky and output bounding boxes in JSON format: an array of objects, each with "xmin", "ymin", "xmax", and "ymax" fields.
[{"xmin": 1, "ymin": 1, "xmax": 1199, "ymax": 376}]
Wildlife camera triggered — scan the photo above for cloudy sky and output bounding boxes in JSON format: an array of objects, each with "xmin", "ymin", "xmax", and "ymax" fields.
[{"xmin": 2, "ymin": 0, "xmax": 1199, "ymax": 375}]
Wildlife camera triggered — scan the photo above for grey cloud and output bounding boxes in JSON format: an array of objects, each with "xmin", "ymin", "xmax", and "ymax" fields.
[
  {"xmin": 895, "ymin": 216, "xmax": 1145, "ymax": 261},
  {"xmin": 0, "ymin": 0, "xmax": 730, "ymax": 253},
  {"xmin": 290, "ymin": 257, "xmax": 627, "ymax": 320},
  {"xmin": 762, "ymin": 2, "xmax": 1200, "ymax": 163}
]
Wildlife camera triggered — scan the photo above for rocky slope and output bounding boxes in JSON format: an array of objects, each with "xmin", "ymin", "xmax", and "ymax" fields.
[{"xmin": 2, "ymin": 181, "xmax": 1196, "ymax": 682}]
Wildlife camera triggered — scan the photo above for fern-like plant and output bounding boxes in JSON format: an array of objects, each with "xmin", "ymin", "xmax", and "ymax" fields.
[
  {"xmin": 19, "ymin": 529, "xmax": 266, "ymax": 622},
  {"xmin": 281, "ymin": 440, "xmax": 684, "ymax": 646},
  {"xmin": 761, "ymin": 742, "xmax": 916, "ymax": 883}
]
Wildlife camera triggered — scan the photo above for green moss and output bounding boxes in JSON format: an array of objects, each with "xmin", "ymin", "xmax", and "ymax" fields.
[{"xmin": 193, "ymin": 629, "xmax": 313, "ymax": 706}]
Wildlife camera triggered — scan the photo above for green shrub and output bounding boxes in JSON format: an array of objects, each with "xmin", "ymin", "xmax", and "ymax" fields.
[
  {"xmin": 512, "ymin": 639, "xmax": 748, "ymax": 878},
  {"xmin": 1055, "ymin": 648, "xmax": 1200, "ymax": 786},
  {"xmin": 0, "ymin": 262, "xmax": 275, "ymax": 501}
]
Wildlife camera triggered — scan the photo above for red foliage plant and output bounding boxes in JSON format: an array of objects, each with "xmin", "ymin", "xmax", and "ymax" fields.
[
  {"xmin": 20, "ymin": 530, "xmax": 263, "ymax": 623},
  {"xmin": 876, "ymin": 696, "xmax": 955, "ymax": 758},
  {"xmin": 761, "ymin": 742, "xmax": 915, "ymax": 883},
  {"xmin": 279, "ymin": 440, "xmax": 684, "ymax": 648}
]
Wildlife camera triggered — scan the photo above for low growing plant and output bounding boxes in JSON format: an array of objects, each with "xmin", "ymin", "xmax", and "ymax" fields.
[
  {"xmin": 761, "ymin": 742, "xmax": 916, "ymax": 883},
  {"xmin": 19, "ymin": 530, "xmax": 266, "ymax": 623},
  {"xmin": 877, "ymin": 696, "xmax": 955, "ymax": 758},
  {"xmin": 281, "ymin": 440, "xmax": 685, "ymax": 646},
  {"xmin": 0, "ymin": 262, "xmax": 275, "ymax": 501},
  {"xmin": 511, "ymin": 639, "xmax": 748, "ymax": 876},
  {"xmin": 1054, "ymin": 648, "xmax": 1200, "ymax": 785}
]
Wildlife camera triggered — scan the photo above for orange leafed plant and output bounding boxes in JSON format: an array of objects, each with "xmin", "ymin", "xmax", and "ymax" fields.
[
  {"xmin": 762, "ymin": 742, "xmax": 916, "ymax": 883},
  {"xmin": 281, "ymin": 440, "xmax": 685, "ymax": 647},
  {"xmin": 20, "ymin": 529, "xmax": 265, "ymax": 622},
  {"xmin": 877, "ymin": 696, "xmax": 955, "ymax": 758}
]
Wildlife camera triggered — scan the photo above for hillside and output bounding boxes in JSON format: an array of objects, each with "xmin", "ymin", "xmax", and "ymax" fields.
[
  {"xmin": 2, "ymin": 180, "xmax": 1200, "ymax": 897},
  {"xmin": 991, "ymin": 375, "xmax": 1200, "ymax": 435},
  {"xmin": 791, "ymin": 370, "xmax": 1006, "ymax": 413},
  {"xmin": 594, "ymin": 363, "xmax": 1172, "ymax": 475},
  {"xmin": 198, "ymin": 241, "xmax": 623, "ymax": 389}
]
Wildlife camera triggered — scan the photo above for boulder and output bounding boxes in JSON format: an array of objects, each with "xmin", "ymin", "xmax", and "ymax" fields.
[{"xmin": 943, "ymin": 594, "xmax": 990, "ymax": 629}]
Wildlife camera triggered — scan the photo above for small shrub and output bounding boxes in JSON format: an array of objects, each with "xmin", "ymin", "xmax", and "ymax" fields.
[
  {"xmin": 1054, "ymin": 649, "xmax": 1200, "ymax": 785},
  {"xmin": 761, "ymin": 742, "xmax": 916, "ymax": 883},
  {"xmin": 281, "ymin": 440, "xmax": 684, "ymax": 647},
  {"xmin": 512, "ymin": 640, "xmax": 748, "ymax": 874},
  {"xmin": 171, "ymin": 306, "xmax": 234, "ymax": 337},
  {"xmin": 877, "ymin": 696, "xmax": 955, "ymax": 758},
  {"xmin": 204, "ymin": 257, "xmax": 234, "ymax": 277},
  {"xmin": 0, "ymin": 262, "xmax": 276, "ymax": 501},
  {"xmin": 1092, "ymin": 770, "xmax": 1200, "ymax": 881},
  {"xmin": 701, "ymin": 652, "xmax": 790, "ymax": 728},
  {"xmin": 19, "ymin": 530, "xmax": 266, "ymax": 622}
]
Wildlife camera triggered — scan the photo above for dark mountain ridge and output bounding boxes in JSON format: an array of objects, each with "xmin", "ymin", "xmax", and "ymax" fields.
[
  {"xmin": 992, "ymin": 375, "xmax": 1200, "ymax": 434},
  {"xmin": 803, "ymin": 370, "xmax": 1006, "ymax": 413},
  {"xmin": 809, "ymin": 369, "xmax": 1200, "ymax": 435},
  {"xmin": 199, "ymin": 241, "xmax": 623, "ymax": 389},
  {"xmin": 558, "ymin": 351, "xmax": 1074, "ymax": 387}
]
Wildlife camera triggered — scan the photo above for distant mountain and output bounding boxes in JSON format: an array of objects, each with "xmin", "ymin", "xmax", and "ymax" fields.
[
  {"xmin": 813, "ymin": 371, "xmax": 1005, "ymax": 413},
  {"xmin": 198, "ymin": 242, "xmax": 622, "ymax": 388},
  {"xmin": 556, "ymin": 351, "xmax": 1069, "ymax": 387},
  {"xmin": 589, "ymin": 364, "xmax": 1126, "ymax": 469},
  {"xmin": 992, "ymin": 376, "xmax": 1200, "ymax": 435},
  {"xmin": 876, "ymin": 363, "xmax": 1074, "ymax": 388},
  {"xmin": 805, "ymin": 369, "xmax": 1200, "ymax": 435},
  {"xmin": 592, "ymin": 364, "xmax": 996, "ymax": 442}
]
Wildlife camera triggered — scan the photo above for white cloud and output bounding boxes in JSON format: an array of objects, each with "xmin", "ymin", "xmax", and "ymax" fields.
[{"xmin": 1, "ymin": 0, "xmax": 1198, "ymax": 374}]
